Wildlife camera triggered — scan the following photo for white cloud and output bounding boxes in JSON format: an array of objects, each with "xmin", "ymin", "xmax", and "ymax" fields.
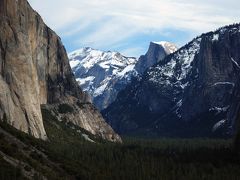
[
  {"xmin": 75, "ymin": 17, "xmax": 139, "ymax": 48},
  {"xmin": 28, "ymin": 0, "xmax": 240, "ymax": 56}
]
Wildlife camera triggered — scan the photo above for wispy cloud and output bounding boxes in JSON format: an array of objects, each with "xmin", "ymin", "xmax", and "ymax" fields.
[{"xmin": 28, "ymin": 0, "xmax": 240, "ymax": 56}]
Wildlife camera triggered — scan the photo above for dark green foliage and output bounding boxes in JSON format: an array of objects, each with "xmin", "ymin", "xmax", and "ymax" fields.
[
  {"xmin": 0, "ymin": 133, "xmax": 5, "ymax": 139},
  {"xmin": 0, "ymin": 134, "xmax": 19, "ymax": 157},
  {"xmin": 0, "ymin": 156, "xmax": 26, "ymax": 180},
  {"xmin": 41, "ymin": 109, "xmax": 240, "ymax": 180},
  {"xmin": 234, "ymin": 131, "xmax": 240, "ymax": 153},
  {"xmin": 58, "ymin": 103, "xmax": 74, "ymax": 114},
  {"xmin": 0, "ymin": 110, "xmax": 240, "ymax": 180},
  {"xmin": 43, "ymin": 137, "xmax": 240, "ymax": 180},
  {"xmin": 0, "ymin": 121, "xmax": 69, "ymax": 180}
]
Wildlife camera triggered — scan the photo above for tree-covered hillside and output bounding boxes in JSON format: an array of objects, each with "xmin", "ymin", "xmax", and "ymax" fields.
[{"xmin": 0, "ymin": 109, "xmax": 239, "ymax": 179}]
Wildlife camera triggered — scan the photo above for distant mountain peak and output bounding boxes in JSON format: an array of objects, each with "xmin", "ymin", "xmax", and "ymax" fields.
[
  {"xmin": 69, "ymin": 41, "xmax": 178, "ymax": 111},
  {"xmin": 69, "ymin": 48, "xmax": 138, "ymax": 110},
  {"xmin": 151, "ymin": 41, "xmax": 178, "ymax": 54},
  {"xmin": 134, "ymin": 41, "xmax": 178, "ymax": 75}
]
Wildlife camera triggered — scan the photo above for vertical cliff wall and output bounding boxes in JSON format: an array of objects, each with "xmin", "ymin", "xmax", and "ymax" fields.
[{"xmin": 0, "ymin": 0, "xmax": 121, "ymax": 142}]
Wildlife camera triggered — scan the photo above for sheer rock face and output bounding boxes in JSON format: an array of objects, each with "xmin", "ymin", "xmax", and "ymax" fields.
[
  {"xmin": 103, "ymin": 24, "xmax": 240, "ymax": 137},
  {"xmin": 0, "ymin": 0, "xmax": 121, "ymax": 142},
  {"xmin": 135, "ymin": 42, "xmax": 177, "ymax": 75}
]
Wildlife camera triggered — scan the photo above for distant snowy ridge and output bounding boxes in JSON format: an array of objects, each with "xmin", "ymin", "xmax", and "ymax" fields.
[
  {"xmin": 69, "ymin": 47, "xmax": 138, "ymax": 110},
  {"xmin": 69, "ymin": 47, "xmax": 136, "ymax": 72},
  {"xmin": 69, "ymin": 41, "xmax": 178, "ymax": 110}
]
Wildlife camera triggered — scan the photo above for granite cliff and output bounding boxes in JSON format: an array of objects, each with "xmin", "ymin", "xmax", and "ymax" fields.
[
  {"xmin": 135, "ymin": 41, "xmax": 177, "ymax": 75},
  {"xmin": 0, "ymin": 0, "xmax": 121, "ymax": 142}
]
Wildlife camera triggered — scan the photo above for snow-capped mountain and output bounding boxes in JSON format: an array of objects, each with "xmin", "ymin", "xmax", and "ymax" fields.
[
  {"xmin": 103, "ymin": 23, "xmax": 240, "ymax": 138},
  {"xmin": 69, "ymin": 47, "xmax": 138, "ymax": 110},
  {"xmin": 69, "ymin": 42, "xmax": 177, "ymax": 111},
  {"xmin": 152, "ymin": 41, "xmax": 178, "ymax": 54}
]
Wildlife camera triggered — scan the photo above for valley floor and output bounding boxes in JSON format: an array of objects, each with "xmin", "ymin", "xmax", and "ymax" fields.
[{"xmin": 0, "ymin": 112, "xmax": 239, "ymax": 180}]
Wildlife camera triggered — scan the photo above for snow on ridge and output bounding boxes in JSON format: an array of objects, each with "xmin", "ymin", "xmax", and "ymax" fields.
[
  {"xmin": 76, "ymin": 76, "xmax": 95, "ymax": 86},
  {"xmin": 175, "ymin": 99, "xmax": 183, "ymax": 118},
  {"xmin": 152, "ymin": 41, "xmax": 178, "ymax": 54},
  {"xmin": 118, "ymin": 64, "xmax": 136, "ymax": 77},
  {"xmin": 231, "ymin": 57, "xmax": 240, "ymax": 69},
  {"xmin": 212, "ymin": 82, "xmax": 235, "ymax": 86},
  {"xmin": 148, "ymin": 37, "xmax": 201, "ymax": 86},
  {"xmin": 152, "ymin": 41, "xmax": 168, "ymax": 46},
  {"xmin": 212, "ymin": 119, "xmax": 226, "ymax": 132},
  {"xmin": 70, "ymin": 59, "xmax": 81, "ymax": 69},
  {"xmin": 69, "ymin": 48, "xmax": 137, "ymax": 74},
  {"xmin": 69, "ymin": 47, "xmax": 139, "ymax": 105},
  {"xmin": 176, "ymin": 99, "xmax": 183, "ymax": 107},
  {"xmin": 209, "ymin": 106, "xmax": 229, "ymax": 116}
]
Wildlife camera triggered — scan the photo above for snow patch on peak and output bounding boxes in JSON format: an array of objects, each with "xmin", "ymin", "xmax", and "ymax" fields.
[{"xmin": 152, "ymin": 41, "xmax": 178, "ymax": 54}]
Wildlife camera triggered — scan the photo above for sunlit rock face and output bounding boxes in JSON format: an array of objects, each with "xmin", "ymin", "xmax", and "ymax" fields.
[{"xmin": 0, "ymin": 0, "xmax": 121, "ymax": 142}]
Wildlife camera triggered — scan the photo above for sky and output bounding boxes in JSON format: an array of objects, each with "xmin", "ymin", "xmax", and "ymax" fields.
[{"xmin": 28, "ymin": 0, "xmax": 240, "ymax": 57}]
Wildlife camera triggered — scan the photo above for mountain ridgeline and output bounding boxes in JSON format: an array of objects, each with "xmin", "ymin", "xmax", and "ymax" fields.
[
  {"xmin": 69, "ymin": 48, "xmax": 138, "ymax": 110},
  {"xmin": 0, "ymin": 0, "xmax": 240, "ymax": 179},
  {"xmin": 69, "ymin": 42, "xmax": 177, "ymax": 110},
  {"xmin": 0, "ymin": 0, "xmax": 121, "ymax": 142},
  {"xmin": 103, "ymin": 24, "xmax": 240, "ymax": 138}
]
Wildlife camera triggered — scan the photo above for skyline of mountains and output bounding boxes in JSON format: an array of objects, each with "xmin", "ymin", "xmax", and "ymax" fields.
[
  {"xmin": 0, "ymin": 0, "xmax": 240, "ymax": 179},
  {"xmin": 68, "ymin": 42, "xmax": 178, "ymax": 110},
  {"xmin": 67, "ymin": 24, "xmax": 240, "ymax": 140},
  {"xmin": 103, "ymin": 23, "xmax": 240, "ymax": 138}
]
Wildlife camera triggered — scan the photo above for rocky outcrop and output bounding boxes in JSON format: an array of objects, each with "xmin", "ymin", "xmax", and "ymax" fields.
[
  {"xmin": 135, "ymin": 41, "xmax": 177, "ymax": 75},
  {"xmin": 0, "ymin": 0, "xmax": 121, "ymax": 142},
  {"xmin": 103, "ymin": 24, "xmax": 240, "ymax": 138}
]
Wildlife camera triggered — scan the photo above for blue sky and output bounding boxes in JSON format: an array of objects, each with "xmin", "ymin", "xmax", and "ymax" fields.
[{"xmin": 28, "ymin": 0, "xmax": 240, "ymax": 57}]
